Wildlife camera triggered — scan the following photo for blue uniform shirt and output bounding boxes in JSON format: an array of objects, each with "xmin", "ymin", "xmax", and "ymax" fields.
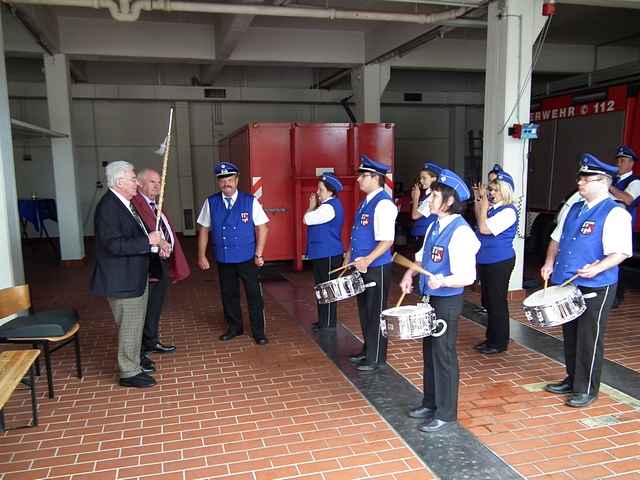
[
  {"xmin": 351, "ymin": 190, "xmax": 394, "ymax": 268},
  {"xmin": 208, "ymin": 192, "xmax": 256, "ymax": 263},
  {"xmin": 306, "ymin": 197, "xmax": 344, "ymax": 260}
]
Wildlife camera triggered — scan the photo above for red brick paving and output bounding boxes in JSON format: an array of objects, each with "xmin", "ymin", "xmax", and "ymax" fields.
[
  {"xmin": 465, "ymin": 288, "xmax": 640, "ymax": 372},
  {"xmin": 283, "ymin": 267, "xmax": 640, "ymax": 480},
  {"xmin": 0, "ymin": 240, "xmax": 432, "ymax": 480}
]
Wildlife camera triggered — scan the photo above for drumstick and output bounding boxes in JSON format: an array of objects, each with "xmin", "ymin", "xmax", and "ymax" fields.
[
  {"xmin": 329, "ymin": 262, "xmax": 355, "ymax": 275},
  {"xmin": 392, "ymin": 252, "xmax": 434, "ymax": 278},
  {"xmin": 559, "ymin": 273, "xmax": 580, "ymax": 288},
  {"xmin": 543, "ymin": 278, "xmax": 548, "ymax": 298},
  {"xmin": 395, "ymin": 292, "xmax": 406, "ymax": 308}
]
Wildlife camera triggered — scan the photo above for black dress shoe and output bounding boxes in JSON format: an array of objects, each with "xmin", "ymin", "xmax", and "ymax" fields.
[
  {"xmin": 119, "ymin": 373, "xmax": 156, "ymax": 388},
  {"xmin": 311, "ymin": 322, "xmax": 321, "ymax": 331},
  {"xmin": 545, "ymin": 378, "xmax": 573, "ymax": 395},
  {"xmin": 418, "ymin": 418, "xmax": 453, "ymax": 432},
  {"xmin": 566, "ymin": 393, "xmax": 598, "ymax": 408},
  {"xmin": 349, "ymin": 353, "xmax": 366, "ymax": 363},
  {"xmin": 478, "ymin": 345, "xmax": 507, "ymax": 355},
  {"xmin": 141, "ymin": 356, "xmax": 156, "ymax": 374},
  {"xmin": 408, "ymin": 406, "xmax": 436, "ymax": 419},
  {"xmin": 254, "ymin": 337, "xmax": 268, "ymax": 345},
  {"xmin": 220, "ymin": 330, "xmax": 243, "ymax": 341},
  {"xmin": 356, "ymin": 363, "xmax": 379, "ymax": 372},
  {"xmin": 150, "ymin": 342, "xmax": 176, "ymax": 354},
  {"xmin": 473, "ymin": 341, "xmax": 487, "ymax": 351}
]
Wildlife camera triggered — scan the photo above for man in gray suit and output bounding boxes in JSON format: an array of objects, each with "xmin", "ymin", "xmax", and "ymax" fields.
[{"xmin": 90, "ymin": 161, "xmax": 169, "ymax": 388}]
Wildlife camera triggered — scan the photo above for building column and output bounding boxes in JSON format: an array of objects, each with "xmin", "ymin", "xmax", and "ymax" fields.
[
  {"xmin": 175, "ymin": 101, "xmax": 196, "ymax": 236},
  {"xmin": 351, "ymin": 63, "xmax": 390, "ymax": 122},
  {"xmin": 0, "ymin": 8, "xmax": 25, "ymax": 288},
  {"xmin": 44, "ymin": 54, "xmax": 85, "ymax": 262},
  {"xmin": 451, "ymin": 106, "xmax": 467, "ymax": 174},
  {"xmin": 482, "ymin": 0, "xmax": 546, "ymax": 291}
]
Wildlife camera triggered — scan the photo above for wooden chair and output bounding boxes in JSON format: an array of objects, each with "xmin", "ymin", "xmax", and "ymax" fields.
[{"xmin": 0, "ymin": 285, "xmax": 82, "ymax": 398}]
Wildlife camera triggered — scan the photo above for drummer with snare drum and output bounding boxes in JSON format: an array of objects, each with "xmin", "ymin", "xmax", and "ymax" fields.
[
  {"xmin": 399, "ymin": 170, "xmax": 479, "ymax": 433},
  {"xmin": 304, "ymin": 172, "xmax": 345, "ymax": 331},
  {"xmin": 541, "ymin": 154, "xmax": 631, "ymax": 408},
  {"xmin": 343, "ymin": 155, "xmax": 397, "ymax": 373}
]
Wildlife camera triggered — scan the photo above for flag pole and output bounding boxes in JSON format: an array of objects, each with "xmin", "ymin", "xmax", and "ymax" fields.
[{"xmin": 155, "ymin": 107, "xmax": 174, "ymax": 232}]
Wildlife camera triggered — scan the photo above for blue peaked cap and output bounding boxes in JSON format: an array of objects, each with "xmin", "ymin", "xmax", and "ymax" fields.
[
  {"xmin": 359, "ymin": 155, "xmax": 390, "ymax": 175},
  {"xmin": 214, "ymin": 162, "xmax": 239, "ymax": 177},
  {"xmin": 490, "ymin": 163, "xmax": 503, "ymax": 174},
  {"xmin": 496, "ymin": 171, "xmax": 515, "ymax": 190},
  {"xmin": 423, "ymin": 162, "xmax": 442, "ymax": 177},
  {"xmin": 579, "ymin": 153, "xmax": 618, "ymax": 177},
  {"xmin": 437, "ymin": 169, "xmax": 471, "ymax": 202},
  {"xmin": 320, "ymin": 172, "xmax": 343, "ymax": 193},
  {"xmin": 616, "ymin": 145, "xmax": 638, "ymax": 162}
]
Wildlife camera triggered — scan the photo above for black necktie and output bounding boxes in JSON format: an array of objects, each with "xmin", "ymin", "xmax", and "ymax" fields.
[
  {"xmin": 129, "ymin": 203, "xmax": 147, "ymax": 233},
  {"xmin": 149, "ymin": 201, "xmax": 172, "ymax": 245}
]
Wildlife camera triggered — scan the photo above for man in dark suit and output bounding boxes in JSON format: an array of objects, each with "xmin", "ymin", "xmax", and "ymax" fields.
[
  {"xmin": 132, "ymin": 169, "xmax": 191, "ymax": 359},
  {"xmin": 90, "ymin": 161, "xmax": 168, "ymax": 388}
]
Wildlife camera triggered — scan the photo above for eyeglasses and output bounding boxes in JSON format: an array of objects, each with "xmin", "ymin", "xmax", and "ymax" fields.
[
  {"xmin": 487, "ymin": 187, "xmax": 498, "ymax": 192},
  {"xmin": 576, "ymin": 176, "xmax": 603, "ymax": 184}
]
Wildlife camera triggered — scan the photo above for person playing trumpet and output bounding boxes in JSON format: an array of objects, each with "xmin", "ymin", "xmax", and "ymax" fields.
[
  {"xmin": 472, "ymin": 170, "xmax": 518, "ymax": 354},
  {"xmin": 399, "ymin": 170, "xmax": 479, "ymax": 432},
  {"xmin": 304, "ymin": 173, "xmax": 345, "ymax": 331}
]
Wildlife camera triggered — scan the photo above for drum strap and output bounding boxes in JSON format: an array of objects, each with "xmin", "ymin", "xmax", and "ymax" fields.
[{"xmin": 421, "ymin": 295, "xmax": 430, "ymax": 303}]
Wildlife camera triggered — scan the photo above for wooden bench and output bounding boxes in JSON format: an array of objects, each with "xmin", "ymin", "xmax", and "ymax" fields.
[{"xmin": 0, "ymin": 350, "xmax": 40, "ymax": 431}]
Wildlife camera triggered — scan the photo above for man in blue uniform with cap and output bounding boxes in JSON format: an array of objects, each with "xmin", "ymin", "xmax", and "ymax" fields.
[
  {"xmin": 197, "ymin": 162, "xmax": 270, "ymax": 345},
  {"xmin": 609, "ymin": 145, "xmax": 640, "ymax": 307},
  {"xmin": 542, "ymin": 154, "xmax": 632, "ymax": 407},
  {"xmin": 345, "ymin": 155, "xmax": 397, "ymax": 372}
]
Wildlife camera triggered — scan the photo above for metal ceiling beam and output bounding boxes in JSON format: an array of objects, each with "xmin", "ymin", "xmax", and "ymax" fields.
[
  {"xmin": 558, "ymin": 0, "xmax": 640, "ymax": 8},
  {"xmin": 11, "ymin": 118, "xmax": 68, "ymax": 137},
  {"xmin": 374, "ymin": 0, "xmax": 484, "ymax": 6}
]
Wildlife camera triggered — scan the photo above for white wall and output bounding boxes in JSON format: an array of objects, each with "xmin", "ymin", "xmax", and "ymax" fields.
[{"xmin": 8, "ymin": 73, "xmax": 487, "ymax": 236}]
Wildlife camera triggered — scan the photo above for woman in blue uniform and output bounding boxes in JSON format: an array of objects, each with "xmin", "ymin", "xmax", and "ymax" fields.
[
  {"xmin": 410, "ymin": 162, "xmax": 441, "ymax": 245},
  {"xmin": 399, "ymin": 169, "xmax": 480, "ymax": 432},
  {"xmin": 304, "ymin": 173, "xmax": 345, "ymax": 331},
  {"xmin": 473, "ymin": 170, "xmax": 518, "ymax": 354}
]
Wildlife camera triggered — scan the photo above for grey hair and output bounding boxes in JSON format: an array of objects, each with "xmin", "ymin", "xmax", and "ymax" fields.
[
  {"xmin": 105, "ymin": 161, "xmax": 134, "ymax": 188},
  {"xmin": 137, "ymin": 168, "xmax": 158, "ymax": 181}
]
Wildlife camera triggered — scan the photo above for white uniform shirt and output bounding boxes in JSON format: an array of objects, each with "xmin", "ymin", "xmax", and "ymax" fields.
[
  {"xmin": 551, "ymin": 194, "xmax": 632, "ymax": 257},
  {"xmin": 485, "ymin": 201, "xmax": 518, "ymax": 236},
  {"xmin": 365, "ymin": 187, "xmax": 397, "ymax": 241},
  {"xmin": 415, "ymin": 214, "xmax": 480, "ymax": 286},
  {"xmin": 303, "ymin": 196, "xmax": 336, "ymax": 225},
  {"xmin": 197, "ymin": 190, "xmax": 269, "ymax": 228},
  {"xmin": 617, "ymin": 171, "xmax": 640, "ymax": 199},
  {"xmin": 140, "ymin": 192, "xmax": 175, "ymax": 245}
]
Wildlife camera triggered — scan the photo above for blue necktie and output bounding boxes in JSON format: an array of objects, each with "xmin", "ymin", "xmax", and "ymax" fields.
[
  {"xmin": 225, "ymin": 197, "xmax": 233, "ymax": 210},
  {"xmin": 431, "ymin": 220, "xmax": 440, "ymax": 238}
]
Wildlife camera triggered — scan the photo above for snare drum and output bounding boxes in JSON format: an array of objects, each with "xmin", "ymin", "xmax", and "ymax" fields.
[
  {"xmin": 380, "ymin": 303, "xmax": 447, "ymax": 340},
  {"xmin": 522, "ymin": 285, "xmax": 586, "ymax": 328},
  {"xmin": 314, "ymin": 272, "xmax": 365, "ymax": 304}
]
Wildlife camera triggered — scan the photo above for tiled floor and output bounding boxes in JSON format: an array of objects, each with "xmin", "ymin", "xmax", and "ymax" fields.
[
  {"xmin": 284, "ymin": 269, "xmax": 640, "ymax": 480},
  {"xmin": 0, "ymin": 242, "xmax": 432, "ymax": 480},
  {"xmin": 1, "ymin": 240, "xmax": 639, "ymax": 480}
]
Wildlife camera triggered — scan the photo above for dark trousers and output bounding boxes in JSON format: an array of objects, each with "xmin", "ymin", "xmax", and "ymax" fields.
[
  {"xmin": 479, "ymin": 257, "xmax": 515, "ymax": 350},
  {"xmin": 217, "ymin": 260, "xmax": 265, "ymax": 338},
  {"xmin": 422, "ymin": 294, "xmax": 462, "ymax": 422},
  {"xmin": 312, "ymin": 255, "xmax": 343, "ymax": 328},
  {"xmin": 562, "ymin": 283, "xmax": 616, "ymax": 396},
  {"xmin": 142, "ymin": 258, "xmax": 169, "ymax": 351},
  {"xmin": 356, "ymin": 263, "xmax": 392, "ymax": 365}
]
